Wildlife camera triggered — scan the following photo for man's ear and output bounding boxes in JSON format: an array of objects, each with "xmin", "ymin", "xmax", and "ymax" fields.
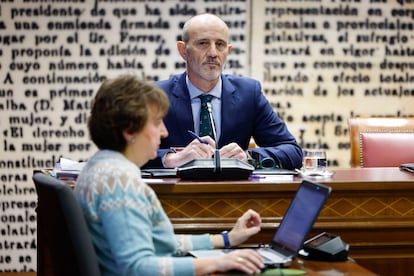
[
  {"xmin": 177, "ymin": 41, "xmax": 187, "ymax": 60},
  {"xmin": 227, "ymin": 44, "xmax": 233, "ymax": 54}
]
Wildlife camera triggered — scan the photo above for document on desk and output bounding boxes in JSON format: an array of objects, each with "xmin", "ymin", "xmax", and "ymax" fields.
[
  {"xmin": 48, "ymin": 157, "xmax": 87, "ymax": 181},
  {"xmin": 143, "ymin": 178, "xmax": 177, "ymax": 184},
  {"xmin": 250, "ymin": 168, "xmax": 297, "ymax": 181},
  {"xmin": 251, "ymin": 174, "xmax": 294, "ymax": 181},
  {"xmin": 253, "ymin": 168, "xmax": 298, "ymax": 176}
]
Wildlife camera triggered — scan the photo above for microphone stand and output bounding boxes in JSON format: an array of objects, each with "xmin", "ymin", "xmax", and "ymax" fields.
[{"xmin": 207, "ymin": 102, "xmax": 221, "ymax": 173}]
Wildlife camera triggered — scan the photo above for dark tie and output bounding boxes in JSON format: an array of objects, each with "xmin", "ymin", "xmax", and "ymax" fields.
[{"xmin": 199, "ymin": 94, "xmax": 215, "ymax": 139}]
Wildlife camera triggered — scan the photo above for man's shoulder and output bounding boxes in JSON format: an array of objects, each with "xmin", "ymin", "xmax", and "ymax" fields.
[
  {"xmin": 222, "ymin": 74, "xmax": 260, "ymax": 90},
  {"xmin": 222, "ymin": 74, "xmax": 258, "ymax": 83},
  {"xmin": 156, "ymin": 73, "xmax": 184, "ymax": 86},
  {"xmin": 155, "ymin": 73, "xmax": 185, "ymax": 94},
  {"xmin": 221, "ymin": 74, "xmax": 259, "ymax": 84}
]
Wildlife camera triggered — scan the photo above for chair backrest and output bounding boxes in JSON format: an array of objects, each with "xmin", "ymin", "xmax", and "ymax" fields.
[
  {"xmin": 348, "ymin": 117, "xmax": 414, "ymax": 167},
  {"xmin": 32, "ymin": 172, "xmax": 101, "ymax": 276}
]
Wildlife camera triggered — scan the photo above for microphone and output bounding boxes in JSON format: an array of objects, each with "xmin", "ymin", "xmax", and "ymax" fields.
[{"xmin": 207, "ymin": 102, "xmax": 221, "ymax": 173}]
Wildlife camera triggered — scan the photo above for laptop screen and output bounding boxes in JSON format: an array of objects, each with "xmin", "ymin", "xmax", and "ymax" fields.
[{"xmin": 271, "ymin": 180, "xmax": 331, "ymax": 253}]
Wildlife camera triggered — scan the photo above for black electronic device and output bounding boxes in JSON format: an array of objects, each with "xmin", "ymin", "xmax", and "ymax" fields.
[
  {"xmin": 299, "ymin": 232, "xmax": 349, "ymax": 262},
  {"xmin": 177, "ymin": 158, "xmax": 254, "ymax": 180},
  {"xmin": 177, "ymin": 102, "xmax": 254, "ymax": 180},
  {"xmin": 177, "ymin": 103, "xmax": 254, "ymax": 180}
]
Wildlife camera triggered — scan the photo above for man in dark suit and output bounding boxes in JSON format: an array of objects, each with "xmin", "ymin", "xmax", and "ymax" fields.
[{"xmin": 144, "ymin": 13, "xmax": 302, "ymax": 170}]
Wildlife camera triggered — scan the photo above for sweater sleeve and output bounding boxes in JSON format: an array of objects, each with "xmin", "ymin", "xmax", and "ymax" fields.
[{"xmin": 174, "ymin": 234, "xmax": 213, "ymax": 256}]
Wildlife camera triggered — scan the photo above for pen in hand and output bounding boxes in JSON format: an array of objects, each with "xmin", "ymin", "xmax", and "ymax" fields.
[{"xmin": 187, "ymin": 130, "xmax": 209, "ymax": 145}]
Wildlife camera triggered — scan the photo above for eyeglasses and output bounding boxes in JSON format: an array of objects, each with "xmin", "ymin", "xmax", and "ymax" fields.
[{"xmin": 247, "ymin": 156, "xmax": 279, "ymax": 169}]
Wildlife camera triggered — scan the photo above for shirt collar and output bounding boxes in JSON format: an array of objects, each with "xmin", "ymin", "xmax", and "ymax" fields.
[{"xmin": 186, "ymin": 75, "xmax": 222, "ymax": 100}]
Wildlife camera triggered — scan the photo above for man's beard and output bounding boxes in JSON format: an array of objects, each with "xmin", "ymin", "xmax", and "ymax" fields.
[{"xmin": 197, "ymin": 60, "xmax": 223, "ymax": 81}]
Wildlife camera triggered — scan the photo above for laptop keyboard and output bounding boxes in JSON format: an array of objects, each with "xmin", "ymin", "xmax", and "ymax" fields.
[{"xmin": 257, "ymin": 248, "xmax": 287, "ymax": 263}]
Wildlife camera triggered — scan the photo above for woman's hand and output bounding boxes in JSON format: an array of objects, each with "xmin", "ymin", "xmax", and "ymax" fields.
[
  {"xmin": 218, "ymin": 249, "xmax": 264, "ymax": 274},
  {"xmin": 194, "ymin": 249, "xmax": 264, "ymax": 275},
  {"xmin": 229, "ymin": 209, "xmax": 262, "ymax": 246}
]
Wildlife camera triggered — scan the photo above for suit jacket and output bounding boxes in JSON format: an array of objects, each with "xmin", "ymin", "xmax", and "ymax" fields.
[{"xmin": 144, "ymin": 73, "xmax": 303, "ymax": 169}]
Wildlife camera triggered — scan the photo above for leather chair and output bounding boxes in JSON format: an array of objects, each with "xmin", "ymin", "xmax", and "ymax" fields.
[
  {"xmin": 32, "ymin": 172, "xmax": 101, "ymax": 276},
  {"xmin": 348, "ymin": 117, "xmax": 414, "ymax": 167}
]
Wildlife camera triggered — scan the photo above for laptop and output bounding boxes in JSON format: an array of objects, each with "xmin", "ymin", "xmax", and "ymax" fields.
[{"xmin": 189, "ymin": 180, "xmax": 332, "ymax": 267}]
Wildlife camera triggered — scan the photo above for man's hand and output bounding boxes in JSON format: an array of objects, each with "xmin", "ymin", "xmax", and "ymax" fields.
[
  {"xmin": 219, "ymin": 142, "xmax": 249, "ymax": 160},
  {"xmin": 164, "ymin": 136, "xmax": 215, "ymax": 168}
]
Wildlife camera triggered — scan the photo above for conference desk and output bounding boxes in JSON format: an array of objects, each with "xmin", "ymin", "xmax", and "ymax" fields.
[
  {"xmin": 147, "ymin": 167, "xmax": 414, "ymax": 276},
  {"xmin": 1, "ymin": 257, "xmax": 377, "ymax": 276},
  {"xmin": 214, "ymin": 258, "xmax": 377, "ymax": 275}
]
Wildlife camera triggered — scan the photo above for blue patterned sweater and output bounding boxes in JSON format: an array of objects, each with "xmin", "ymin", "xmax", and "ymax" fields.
[{"xmin": 75, "ymin": 150, "xmax": 212, "ymax": 276}]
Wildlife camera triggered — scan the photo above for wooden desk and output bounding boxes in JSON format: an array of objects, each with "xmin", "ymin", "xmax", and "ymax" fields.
[
  {"xmin": 0, "ymin": 257, "xmax": 377, "ymax": 276},
  {"xmin": 213, "ymin": 258, "xmax": 377, "ymax": 275},
  {"xmin": 290, "ymin": 258, "xmax": 377, "ymax": 275},
  {"xmin": 148, "ymin": 168, "xmax": 414, "ymax": 276}
]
